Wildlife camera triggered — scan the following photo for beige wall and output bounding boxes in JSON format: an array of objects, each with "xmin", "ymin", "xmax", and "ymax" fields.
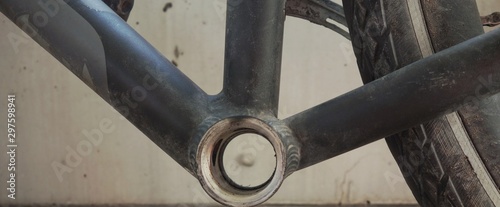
[{"xmin": 0, "ymin": 0, "xmax": 497, "ymax": 205}]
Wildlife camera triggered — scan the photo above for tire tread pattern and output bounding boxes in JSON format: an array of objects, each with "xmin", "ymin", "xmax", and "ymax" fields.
[{"xmin": 343, "ymin": 0, "xmax": 496, "ymax": 206}]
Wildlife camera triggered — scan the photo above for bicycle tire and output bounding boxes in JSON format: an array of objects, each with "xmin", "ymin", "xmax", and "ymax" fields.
[{"xmin": 343, "ymin": 0, "xmax": 500, "ymax": 206}]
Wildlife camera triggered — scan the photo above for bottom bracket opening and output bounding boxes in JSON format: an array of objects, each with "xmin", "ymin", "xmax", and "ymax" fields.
[{"xmin": 220, "ymin": 133, "xmax": 277, "ymax": 190}]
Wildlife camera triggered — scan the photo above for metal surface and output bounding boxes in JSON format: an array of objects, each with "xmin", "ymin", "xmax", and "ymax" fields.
[
  {"xmin": 285, "ymin": 0, "xmax": 350, "ymax": 39},
  {"xmin": 2, "ymin": 0, "xmax": 500, "ymax": 206},
  {"xmin": 222, "ymin": 0, "xmax": 286, "ymax": 116},
  {"xmin": 194, "ymin": 1, "xmax": 300, "ymax": 205},
  {"xmin": 195, "ymin": 117, "xmax": 289, "ymax": 206}
]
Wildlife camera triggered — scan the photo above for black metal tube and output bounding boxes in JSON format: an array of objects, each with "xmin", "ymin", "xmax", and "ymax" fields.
[
  {"xmin": 286, "ymin": 28, "xmax": 500, "ymax": 169},
  {"xmin": 0, "ymin": 0, "xmax": 208, "ymax": 171},
  {"xmin": 222, "ymin": 0, "xmax": 286, "ymax": 116}
]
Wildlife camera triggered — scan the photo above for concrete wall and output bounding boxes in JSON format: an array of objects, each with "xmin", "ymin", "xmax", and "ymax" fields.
[{"xmin": 0, "ymin": 0, "xmax": 497, "ymax": 205}]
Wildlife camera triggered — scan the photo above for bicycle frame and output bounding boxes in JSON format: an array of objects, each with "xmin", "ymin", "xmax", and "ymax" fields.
[{"xmin": 1, "ymin": 0, "xmax": 500, "ymax": 206}]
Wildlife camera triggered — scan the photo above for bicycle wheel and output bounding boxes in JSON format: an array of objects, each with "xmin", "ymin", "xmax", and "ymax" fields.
[{"xmin": 343, "ymin": 0, "xmax": 500, "ymax": 206}]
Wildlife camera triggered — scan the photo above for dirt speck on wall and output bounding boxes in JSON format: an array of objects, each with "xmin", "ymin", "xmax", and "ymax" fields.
[{"xmin": 163, "ymin": 2, "xmax": 173, "ymax": 12}]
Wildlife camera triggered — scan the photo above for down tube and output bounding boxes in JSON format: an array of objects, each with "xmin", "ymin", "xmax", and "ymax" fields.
[{"xmin": 0, "ymin": 0, "xmax": 209, "ymax": 171}]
